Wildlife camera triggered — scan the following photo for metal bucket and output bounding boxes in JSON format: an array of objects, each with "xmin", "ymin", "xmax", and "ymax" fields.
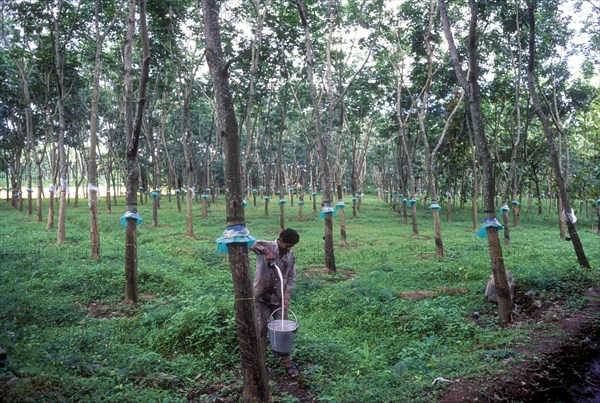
[{"xmin": 267, "ymin": 309, "xmax": 298, "ymax": 355}]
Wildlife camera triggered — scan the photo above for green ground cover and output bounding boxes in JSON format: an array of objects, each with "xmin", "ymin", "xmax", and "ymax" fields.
[{"xmin": 1, "ymin": 195, "xmax": 598, "ymax": 402}]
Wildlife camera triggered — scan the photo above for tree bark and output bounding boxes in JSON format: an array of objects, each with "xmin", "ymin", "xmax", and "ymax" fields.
[
  {"xmin": 123, "ymin": 0, "xmax": 150, "ymax": 304},
  {"xmin": 297, "ymin": 0, "xmax": 336, "ymax": 273},
  {"xmin": 279, "ymin": 197, "xmax": 285, "ymax": 232},
  {"xmin": 440, "ymin": 0, "xmax": 512, "ymax": 322},
  {"xmin": 394, "ymin": 61, "xmax": 418, "ymax": 236},
  {"xmin": 525, "ymin": 0, "xmax": 590, "ymax": 268},
  {"xmin": 502, "ymin": 202, "xmax": 510, "ymax": 247},
  {"xmin": 202, "ymin": 1, "xmax": 270, "ymax": 400},
  {"xmin": 53, "ymin": 5, "xmax": 68, "ymax": 245},
  {"xmin": 89, "ymin": 0, "xmax": 108, "ymax": 258},
  {"xmin": 241, "ymin": 0, "xmax": 264, "ymax": 191},
  {"xmin": 15, "ymin": 59, "xmax": 34, "ymax": 217},
  {"xmin": 35, "ymin": 140, "xmax": 48, "ymax": 222}
]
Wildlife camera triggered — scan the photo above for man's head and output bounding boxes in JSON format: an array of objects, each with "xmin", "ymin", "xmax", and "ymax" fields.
[{"xmin": 278, "ymin": 228, "xmax": 300, "ymax": 251}]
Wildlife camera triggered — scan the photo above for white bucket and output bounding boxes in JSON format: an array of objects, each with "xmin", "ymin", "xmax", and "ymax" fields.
[{"xmin": 267, "ymin": 309, "xmax": 298, "ymax": 355}]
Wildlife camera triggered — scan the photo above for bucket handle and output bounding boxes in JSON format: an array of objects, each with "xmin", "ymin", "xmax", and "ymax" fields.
[{"xmin": 268, "ymin": 308, "xmax": 297, "ymax": 323}]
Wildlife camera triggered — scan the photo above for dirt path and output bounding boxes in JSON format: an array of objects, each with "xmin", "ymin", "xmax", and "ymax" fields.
[
  {"xmin": 438, "ymin": 288, "xmax": 600, "ymax": 402},
  {"xmin": 270, "ymin": 368, "xmax": 316, "ymax": 402}
]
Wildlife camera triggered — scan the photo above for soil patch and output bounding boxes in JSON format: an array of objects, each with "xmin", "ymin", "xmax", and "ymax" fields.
[
  {"xmin": 301, "ymin": 266, "xmax": 355, "ymax": 282},
  {"xmin": 269, "ymin": 365, "xmax": 316, "ymax": 402},
  {"xmin": 438, "ymin": 288, "xmax": 600, "ymax": 402},
  {"xmin": 84, "ymin": 300, "xmax": 138, "ymax": 319},
  {"xmin": 399, "ymin": 287, "xmax": 469, "ymax": 300}
]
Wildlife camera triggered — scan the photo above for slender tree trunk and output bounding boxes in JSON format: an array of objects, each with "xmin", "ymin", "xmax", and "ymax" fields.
[
  {"xmin": 337, "ymin": 185, "xmax": 347, "ymax": 247},
  {"xmin": 88, "ymin": 0, "xmax": 114, "ymax": 259},
  {"xmin": 46, "ymin": 187, "xmax": 55, "ymax": 230},
  {"xmin": 241, "ymin": 0, "xmax": 264, "ymax": 191},
  {"xmin": 36, "ymin": 150, "xmax": 45, "ymax": 222},
  {"xmin": 53, "ymin": 8, "xmax": 67, "ymax": 245},
  {"xmin": 558, "ymin": 195, "xmax": 566, "ymax": 240},
  {"xmin": 202, "ymin": 195, "xmax": 209, "ymax": 219},
  {"xmin": 501, "ymin": 202, "xmax": 510, "ymax": 247},
  {"xmin": 175, "ymin": 52, "xmax": 199, "ymax": 237},
  {"xmin": 419, "ymin": 0, "xmax": 444, "ymax": 255},
  {"xmin": 526, "ymin": 0, "xmax": 590, "ymax": 268},
  {"xmin": 15, "ymin": 60, "xmax": 34, "ymax": 217},
  {"xmin": 124, "ymin": 0, "xmax": 150, "ymax": 304},
  {"xmin": 394, "ymin": 65, "xmax": 419, "ymax": 236},
  {"xmin": 446, "ymin": 193, "xmax": 453, "ymax": 222},
  {"xmin": 508, "ymin": 3, "xmax": 523, "ymax": 228},
  {"xmin": 440, "ymin": 0, "xmax": 512, "ymax": 322},
  {"xmin": 202, "ymin": 1, "xmax": 270, "ymax": 400},
  {"xmin": 297, "ymin": 0, "xmax": 336, "ymax": 273},
  {"xmin": 105, "ymin": 143, "xmax": 113, "ymax": 214},
  {"xmin": 279, "ymin": 197, "xmax": 285, "ymax": 231},
  {"xmin": 145, "ymin": 76, "xmax": 161, "ymax": 228},
  {"xmin": 432, "ymin": 207, "xmax": 443, "ymax": 258}
]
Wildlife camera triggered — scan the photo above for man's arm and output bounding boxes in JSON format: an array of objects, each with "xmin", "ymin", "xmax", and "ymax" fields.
[{"xmin": 250, "ymin": 240, "xmax": 275, "ymax": 260}]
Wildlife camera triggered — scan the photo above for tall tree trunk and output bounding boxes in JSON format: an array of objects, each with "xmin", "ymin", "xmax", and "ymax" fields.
[
  {"xmin": 419, "ymin": 0, "xmax": 444, "ymax": 256},
  {"xmin": 159, "ymin": 93, "xmax": 177, "ymax": 201},
  {"xmin": 297, "ymin": 0, "xmax": 336, "ymax": 273},
  {"xmin": 87, "ymin": 0, "xmax": 121, "ymax": 254},
  {"xmin": 279, "ymin": 196, "xmax": 285, "ymax": 231},
  {"xmin": 501, "ymin": 202, "xmax": 510, "ymax": 247},
  {"xmin": 15, "ymin": 60, "xmax": 34, "ymax": 217},
  {"xmin": 46, "ymin": 139, "xmax": 59, "ymax": 229},
  {"xmin": 467, "ymin": 116, "xmax": 479, "ymax": 230},
  {"xmin": 241, "ymin": 0, "xmax": 264, "ymax": 191},
  {"xmin": 557, "ymin": 195, "xmax": 566, "ymax": 240},
  {"xmin": 394, "ymin": 61, "xmax": 418, "ymax": 236},
  {"xmin": 525, "ymin": 0, "xmax": 590, "ymax": 269},
  {"xmin": 35, "ymin": 140, "xmax": 48, "ymax": 222},
  {"xmin": 179, "ymin": 68, "xmax": 197, "ymax": 237},
  {"xmin": 202, "ymin": 1, "xmax": 270, "ymax": 400},
  {"xmin": 123, "ymin": 0, "xmax": 150, "ymax": 304},
  {"xmin": 53, "ymin": 6, "xmax": 68, "ymax": 245},
  {"xmin": 145, "ymin": 75, "xmax": 161, "ymax": 228},
  {"xmin": 440, "ymin": 0, "xmax": 512, "ymax": 322},
  {"xmin": 508, "ymin": 1, "xmax": 523, "ymax": 228}
]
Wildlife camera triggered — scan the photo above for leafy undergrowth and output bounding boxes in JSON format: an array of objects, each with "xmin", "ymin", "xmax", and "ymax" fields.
[{"xmin": 0, "ymin": 195, "xmax": 599, "ymax": 402}]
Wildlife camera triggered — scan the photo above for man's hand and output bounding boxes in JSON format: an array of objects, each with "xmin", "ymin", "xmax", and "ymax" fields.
[
  {"xmin": 265, "ymin": 251, "xmax": 276, "ymax": 266},
  {"xmin": 284, "ymin": 298, "xmax": 290, "ymax": 310}
]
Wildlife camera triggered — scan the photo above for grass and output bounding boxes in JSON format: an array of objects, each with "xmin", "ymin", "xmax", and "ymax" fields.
[{"xmin": 1, "ymin": 194, "xmax": 599, "ymax": 402}]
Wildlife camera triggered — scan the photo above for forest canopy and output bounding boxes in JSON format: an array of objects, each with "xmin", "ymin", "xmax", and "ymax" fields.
[{"xmin": 0, "ymin": 0, "xmax": 598, "ymax": 202}]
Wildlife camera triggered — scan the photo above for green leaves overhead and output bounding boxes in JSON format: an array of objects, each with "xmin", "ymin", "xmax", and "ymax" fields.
[{"xmin": 0, "ymin": 0, "xmax": 597, "ymax": 202}]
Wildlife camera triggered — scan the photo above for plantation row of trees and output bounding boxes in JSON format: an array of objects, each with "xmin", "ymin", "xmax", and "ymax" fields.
[
  {"xmin": 1, "ymin": 0, "xmax": 598, "ymax": 210},
  {"xmin": 1, "ymin": 1, "xmax": 599, "ymax": 399}
]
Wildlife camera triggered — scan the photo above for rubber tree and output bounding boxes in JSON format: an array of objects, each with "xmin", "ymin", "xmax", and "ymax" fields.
[
  {"xmin": 296, "ymin": 0, "xmax": 375, "ymax": 273},
  {"xmin": 525, "ymin": 0, "xmax": 590, "ymax": 269},
  {"xmin": 202, "ymin": 0, "xmax": 270, "ymax": 400},
  {"xmin": 296, "ymin": 0, "xmax": 337, "ymax": 273},
  {"xmin": 241, "ymin": 0, "xmax": 265, "ymax": 192},
  {"xmin": 439, "ymin": 0, "xmax": 513, "ymax": 322},
  {"xmin": 507, "ymin": 0, "xmax": 525, "ymax": 228},
  {"xmin": 12, "ymin": 57, "xmax": 35, "ymax": 217},
  {"xmin": 143, "ymin": 73, "xmax": 164, "ymax": 228},
  {"xmin": 88, "ymin": 0, "xmax": 122, "ymax": 260},
  {"xmin": 385, "ymin": 19, "xmax": 421, "ymax": 236},
  {"xmin": 123, "ymin": 0, "xmax": 150, "ymax": 304},
  {"xmin": 52, "ymin": 1, "xmax": 68, "ymax": 245}
]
